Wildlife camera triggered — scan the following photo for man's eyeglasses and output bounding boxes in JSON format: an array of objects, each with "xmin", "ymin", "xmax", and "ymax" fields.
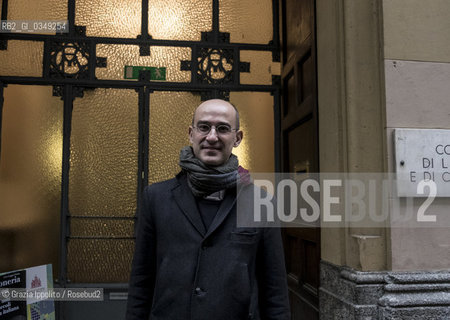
[{"xmin": 193, "ymin": 123, "xmax": 238, "ymax": 135}]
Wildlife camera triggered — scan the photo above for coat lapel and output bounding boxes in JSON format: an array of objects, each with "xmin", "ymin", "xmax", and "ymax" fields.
[
  {"xmin": 172, "ymin": 174, "xmax": 207, "ymax": 237},
  {"xmin": 205, "ymin": 184, "xmax": 246, "ymax": 238}
]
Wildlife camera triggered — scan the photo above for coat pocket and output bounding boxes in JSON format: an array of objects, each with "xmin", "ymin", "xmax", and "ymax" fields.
[{"xmin": 229, "ymin": 230, "xmax": 258, "ymax": 244}]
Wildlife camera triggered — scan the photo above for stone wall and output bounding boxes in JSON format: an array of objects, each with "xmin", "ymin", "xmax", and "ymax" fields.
[{"xmin": 320, "ymin": 261, "xmax": 450, "ymax": 319}]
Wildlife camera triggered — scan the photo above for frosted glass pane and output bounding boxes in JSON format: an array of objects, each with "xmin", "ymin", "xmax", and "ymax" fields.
[
  {"xmin": 230, "ymin": 92, "xmax": 274, "ymax": 172},
  {"xmin": 7, "ymin": 0, "xmax": 67, "ymax": 21},
  {"xmin": 0, "ymin": 85, "xmax": 62, "ymax": 274},
  {"xmin": 76, "ymin": 0, "xmax": 141, "ymax": 38},
  {"xmin": 0, "ymin": 41, "xmax": 43, "ymax": 77},
  {"xmin": 71, "ymin": 218, "xmax": 134, "ymax": 237},
  {"xmin": 67, "ymin": 239, "xmax": 134, "ymax": 283},
  {"xmin": 148, "ymin": 0, "xmax": 211, "ymax": 41},
  {"xmin": 240, "ymin": 51, "xmax": 281, "ymax": 85},
  {"xmin": 220, "ymin": 0, "xmax": 273, "ymax": 44},
  {"xmin": 96, "ymin": 44, "xmax": 191, "ymax": 82},
  {"xmin": 69, "ymin": 88, "xmax": 139, "ymax": 217},
  {"xmin": 148, "ymin": 92, "xmax": 201, "ymax": 184}
]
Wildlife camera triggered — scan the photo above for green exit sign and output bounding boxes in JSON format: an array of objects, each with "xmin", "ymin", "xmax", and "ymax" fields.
[{"xmin": 124, "ymin": 66, "xmax": 166, "ymax": 80}]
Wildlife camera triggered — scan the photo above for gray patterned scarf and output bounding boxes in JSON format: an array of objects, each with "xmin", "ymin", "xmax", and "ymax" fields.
[{"xmin": 179, "ymin": 146, "xmax": 239, "ymax": 197}]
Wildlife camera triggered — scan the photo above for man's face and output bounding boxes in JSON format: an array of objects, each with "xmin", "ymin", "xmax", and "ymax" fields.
[{"xmin": 189, "ymin": 99, "xmax": 243, "ymax": 166}]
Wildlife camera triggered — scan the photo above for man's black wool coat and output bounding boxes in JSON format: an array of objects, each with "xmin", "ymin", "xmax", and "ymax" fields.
[{"xmin": 126, "ymin": 172, "xmax": 290, "ymax": 320}]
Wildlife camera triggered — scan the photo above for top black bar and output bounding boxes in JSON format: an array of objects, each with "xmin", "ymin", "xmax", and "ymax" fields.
[{"xmin": 0, "ymin": 33, "xmax": 277, "ymax": 51}]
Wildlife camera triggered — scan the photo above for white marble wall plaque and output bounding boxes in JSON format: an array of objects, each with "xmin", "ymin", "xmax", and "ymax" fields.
[
  {"xmin": 394, "ymin": 129, "xmax": 450, "ymax": 197},
  {"xmin": 395, "ymin": 129, "xmax": 450, "ymax": 197}
]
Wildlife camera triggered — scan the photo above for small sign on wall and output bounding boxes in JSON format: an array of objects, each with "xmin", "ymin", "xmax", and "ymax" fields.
[
  {"xmin": 124, "ymin": 66, "xmax": 166, "ymax": 80},
  {"xmin": 395, "ymin": 128, "xmax": 450, "ymax": 197}
]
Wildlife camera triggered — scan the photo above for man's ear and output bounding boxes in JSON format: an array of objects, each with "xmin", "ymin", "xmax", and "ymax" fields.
[
  {"xmin": 233, "ymin": 130, "xmax": 243, "ymax": 147},
  {"xmin": 189, "ymin": 126, "xmax": 194, "ymax": 144}
]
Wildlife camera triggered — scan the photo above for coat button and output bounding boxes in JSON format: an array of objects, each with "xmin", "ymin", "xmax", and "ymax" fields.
[
  {"xmin": 195, "ymin": 287, "xmax": 202, "ymax": 294},
  {"xmin": 202, "ymin": 240, "xmax": 211, "ymax": 249}
]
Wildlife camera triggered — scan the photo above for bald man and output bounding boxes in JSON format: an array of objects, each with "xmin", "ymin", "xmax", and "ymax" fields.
[{"xmin": 126, "ymin": 99, "xmax": 290, "ymax": 320}]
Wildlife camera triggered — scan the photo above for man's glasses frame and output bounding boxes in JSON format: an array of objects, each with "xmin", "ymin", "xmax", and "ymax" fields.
[{"xmin": 192, "ymin": 123, "xmax": 238, "ymax": 135}]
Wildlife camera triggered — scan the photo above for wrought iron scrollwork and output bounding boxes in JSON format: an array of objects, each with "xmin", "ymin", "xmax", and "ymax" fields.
[
  {"xmin": 45, "ymin": 26, "xmax": 106, "ymax": 97},
  {"xmin": 197, "ymin": 48, "xmax": 234, "ymax": 84},
  {"xmin": 45, "ymin": 26, "xmax": 106, "ymax": 81},
  {"xmin": 45, "ymin": 26, "xmax": 89, "ymax": 79},
  {"xmin": 180, "ymin": 28, "xmax": 250, "ymax": 88},
  {"xmin": 49, "ymin": 41, "xmax": 90, "ymax": 79}
]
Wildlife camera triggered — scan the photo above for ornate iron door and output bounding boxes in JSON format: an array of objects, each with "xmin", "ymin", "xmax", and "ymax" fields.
[{"xmin": 0, "ymin": 0, "xmax": 282, "ymax": 318}]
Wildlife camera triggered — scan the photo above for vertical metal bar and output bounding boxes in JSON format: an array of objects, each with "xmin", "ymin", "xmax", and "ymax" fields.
[
  {"xmin": 1, "ymin": 0, "xmax": 8, "ymax": 20},
  {"xmin": 136, "ymin": 88, "xmax": 144, "ymax": 234},
  {"xmin": 141, "ymin": 0, "xmax": 149, "ymax": 38},
  {"xmin": 139, "ymin": 0, "xmax": 150, "ymax": 55},
  {"xmin": 143, "ymin": 88, "xmax": 149, "ymax": 188},
  {"xmin": 191, "ymin": 45, "xmax": 198, "ymax": 85},
  {"xmin": 280, "ymin": 0, "xmax": 286, "ymax": 64},
  {"xmin": 135, "ymin": 86, "xmax": 150, "ymax": 238},
  {"xmin": 42, "ymin": 40, "xmax": 50, "ymax": 78},
  {"xmin": 59, "ymin": 85, "xmax": 73, "ymax": 287},
  {"xmin": 89, "ymin": 39, "xmax": 96, "ymax": 80},
  {"xmin": 234, "ymin": 47, "xmax": 240, "ymax": 86},
  {"xmin": 136, "ymin": 86, "xmax": 149, "ymax": 228},
  {"xmin": 68, "ymin": 0, "xmax": 76, "ymax": 36},
  {"xmin": 0, "ymin": 83, "xmax": 4, "ymax": 160},
  {"xmin": 0, "ymin": 0, "xmax": 9, "ymax": 50},
  {"xmin": 212, "ymin": 0, "xmax": 219, "ymax": 42},
  {"xmin": 273, "ymin": 89, "xmax": 281, "ymax": 172},
  {"xmin": 272, "ymin": 0, "xmax": 281, "ymax": 62}
]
